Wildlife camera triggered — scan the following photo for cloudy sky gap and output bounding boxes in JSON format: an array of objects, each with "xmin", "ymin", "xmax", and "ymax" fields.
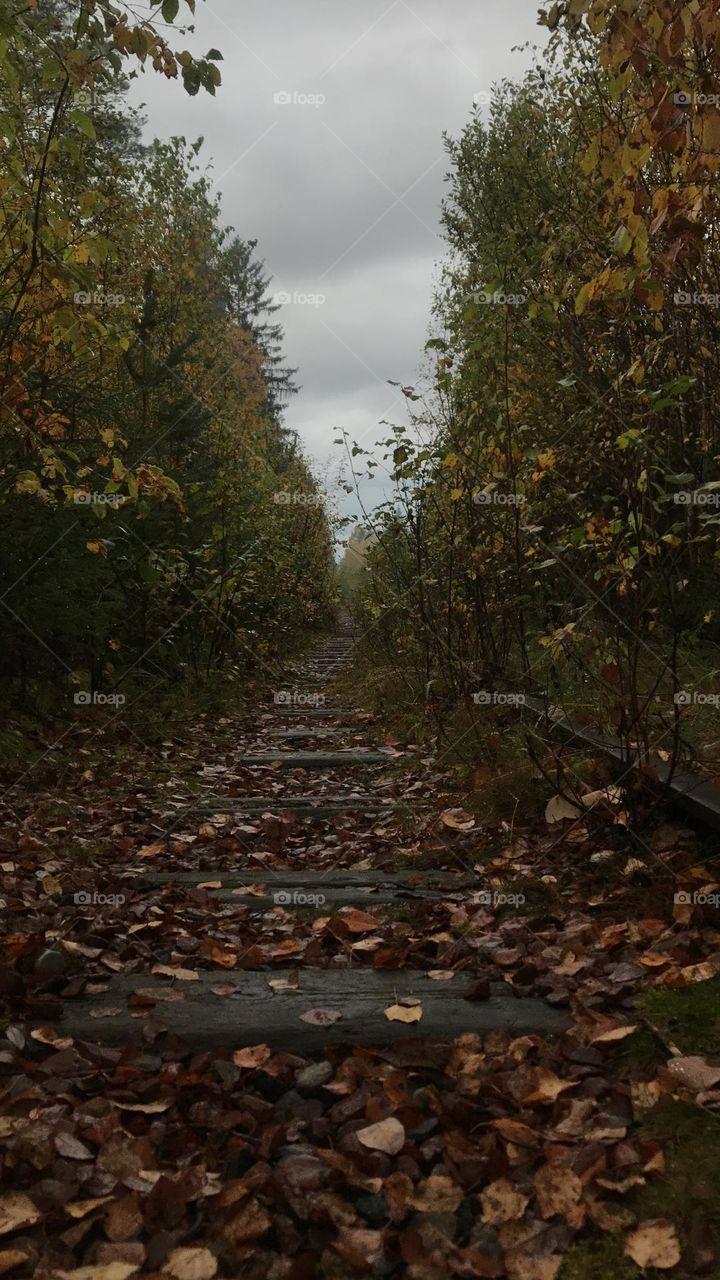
[{"xmin": 129, "ymin": 0, "xmax": 545, "ymax": 525}]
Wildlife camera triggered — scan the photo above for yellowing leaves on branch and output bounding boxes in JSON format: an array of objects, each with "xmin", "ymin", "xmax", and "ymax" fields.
[{"xmin": 0, "ymin": 0, "xmax": 335, "ymax": 702}]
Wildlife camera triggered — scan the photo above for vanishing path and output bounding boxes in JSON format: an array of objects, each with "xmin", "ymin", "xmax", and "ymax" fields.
[{"xmin": 52, "ymin": 626, "xmax": 567, "ymax": 1052}]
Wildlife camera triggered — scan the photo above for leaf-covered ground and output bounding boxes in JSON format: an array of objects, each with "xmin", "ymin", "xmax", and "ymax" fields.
[{"xmin": 1, "ymin": 674, "xmax": 720, "ymax": 1278}]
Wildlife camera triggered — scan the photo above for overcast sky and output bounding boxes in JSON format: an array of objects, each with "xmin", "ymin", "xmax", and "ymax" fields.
[{"xmin": 129, "ymin": 0, "xmax": 545, "ymax": 530}]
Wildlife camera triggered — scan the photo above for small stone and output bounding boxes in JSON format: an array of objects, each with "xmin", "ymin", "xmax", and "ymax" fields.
[
  {"xmin": 296, "ymin": 1060, "xmax": 333, "ymax": 1092},
  {"xmin": 355, "ymin": 1193, "xmax": 389, "ymax": 1228}
]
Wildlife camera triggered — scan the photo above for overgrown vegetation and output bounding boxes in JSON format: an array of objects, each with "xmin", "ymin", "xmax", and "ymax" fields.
[
  {"xmin": 0, "ymin": 0, "xmax": 335, "ymax": 715},
  {"xmin": 350, "ymin": 0, "xmax": 720, "ymax": 801}
]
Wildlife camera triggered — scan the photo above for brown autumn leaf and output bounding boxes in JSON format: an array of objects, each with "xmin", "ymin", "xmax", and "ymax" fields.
[
  {"xmin": 136, "ymin": 841, "xmax": 165, "ymax": 858},
  {"xmin": 161, "ymin": 1247, "xmax": 218, "ymax": 1280},
  {"xmin": 663, "ymin": 1055, "xmax": 720, "ymax": 1093},
  {"xmin": 224, "ymin": 1197, "xmax": 272, "ymax": 1247},
  {"xmin": 0, "ymin": 1252, "xmax": 29, "ymax": 1276},
  {"xmin": 544, "ymin": 794, "xmax": 580, "ymax": 823},
  {"xmin": 440, "ymin": 807, "xmax": 476, "ymax": 831},
  {"xmin": 356, "ymin": 1117, "xmax": 406, "ymax": 1155},
  {"xmin": 333, "ymin": 1226, "xmax": 383, "ymax": 1270},
  {"xmin": 534, "ymin": 1164, "xmax": 584, "ymax": 1224},
  {"xmin": 410, "ymin": 1175, "xmax": 463, "ymax": 1213},
  {"xmin": 151, "ymin": 964, "xmax": 199, "ymax": 981},
  {"xmin": 232, "ymin": 1044, "xmax": 272, "ymax": 1069},
  {"xmin": 300, "ymin": 1007, "xmax": 343, "ymax": 1026},
  {"xmin": 384, "ymin": 1001, "xmax": 423, "ymax": 1024},
  {"xmin": 65, "ymin": 1197, "xmax": 115, "ymax": 1220},
  {"xmin": 521, "ymin": 1068, "xmax": 575, "ymax": 1105},
  {"xmin": 624, "ymin": 1219, "xmax": 681, "ymax": 1270},
  {"xmin": 56, "ymin": 1266, "xmax": 139, "ymax": 1280},
  {"xmin": 591, "ymin": 1023, "xmax": 638, "ymax": 1044},
  {"xmin": 0, "ymin": 1193, "xmax": 42, "ymax": 1236},
  {"xmin": 105, "ymin": 1194, "xmax": 142, "ymax": 1243},
  {"xmin": 336, "ymin": 907, "xmax": 380, "ymax": 933},
  {"xmin": 479, "ymin": 1178, "xmax": 529, "ymax": 1226},
  {"xmin": 201, "ymin": 941, "xmax": 238, "ymax": 968}
]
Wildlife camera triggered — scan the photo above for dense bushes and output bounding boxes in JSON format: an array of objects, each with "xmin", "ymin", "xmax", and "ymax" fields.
[{"xmin": 0, "ymin": 2, "xmax": 335, "ymax": 708}]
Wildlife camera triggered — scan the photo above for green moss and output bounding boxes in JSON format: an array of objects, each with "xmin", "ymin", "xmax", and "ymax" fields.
[
  {"xmin": 558, "ymin": 1234, "xmax": 636, "ymax": 1280},
  {"xmin": 637, "ymin": 977, "xmax": 720, "ymax": 1055}
]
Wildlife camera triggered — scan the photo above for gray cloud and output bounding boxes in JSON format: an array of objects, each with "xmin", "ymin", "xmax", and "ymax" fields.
[{"xmin": 128, "ymin": 0, "xmax": 545, "ymax": 526}]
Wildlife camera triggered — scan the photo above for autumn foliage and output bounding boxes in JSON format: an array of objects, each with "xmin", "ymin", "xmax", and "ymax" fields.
[{"xmin": 0, "ymin": 0, "xmax": 334, "ymax": 704}]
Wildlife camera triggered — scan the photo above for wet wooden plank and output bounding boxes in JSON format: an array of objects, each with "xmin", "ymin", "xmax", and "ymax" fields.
[
  {"xmin": 56, "ymin": 970, "xmax": 569, "ymax": 1051},
  {"xmin": 239, "ymin": 752, "xmax": 390, "ymax": 769}
]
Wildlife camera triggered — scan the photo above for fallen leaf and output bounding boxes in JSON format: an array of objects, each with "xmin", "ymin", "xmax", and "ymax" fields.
[
  {"xmin": 624, "ymin": 1219, "xmax": 681, "ymax": 1270},
  {"xmin": 480, "ymin": 1178, "xmax": 529, "ymax": 1225},
  {"xmin": 151, "ymin": 965, "xmax": 199, "ymax": 981},
  {"xmin": 0, "ymin": 1194, "xmax": 42, "ymax": 1235},
  {"xmin": 663, "ymin": 1055, "xmax": 720, "ymax": 1093},
  {"xmin": 545, "ymin": 794, "xmax": 580, "ymax": 823},
  {"xmin": 384, "ymin": 1002, "xmax": 423, "ymax": 1024},
  {"xmin": 56, "ymin": 1266, "xmax": 139, "ymax": 1280},
  {"xmin": 232, "ymin": 1045, "xmax": 272, "ymax": 1069},
  {"xmin": 161, "ymin": 1247, "xmax": 218, "ymax": 1280},
  {"xmin": 136, "ymin": 841, "xmax": 165, "ymax": 858},
  {"xmin": 299, "ymin": 1008, "xmax": 342, "ymax": 1026},
  {"xmin": 356, "ymin": 1117, "xmax": 405, "ymax": 1155},
  {"xmin": 440, "ymin": 807, "xmax": 476, "ymax": 831},
  {"xmin": 534, "ymin": 1164, "xmax": 584, "ymax": 1224}
]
